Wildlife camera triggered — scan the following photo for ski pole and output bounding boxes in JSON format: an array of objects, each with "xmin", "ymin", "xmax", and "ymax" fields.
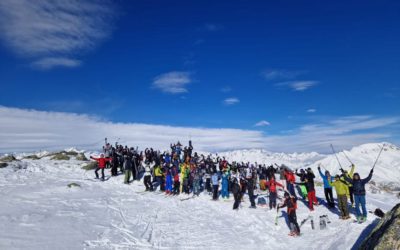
[
  {"xmin": 372, "ymin": 145, "xmax": 385, "ymax": 170},
  {"xmin": 330, "ymin": 144, "xmax": 343, "ymax": 170},
  {"xmin": 342, "ymin": 151, "xmax": 353, "ymax": 165}
]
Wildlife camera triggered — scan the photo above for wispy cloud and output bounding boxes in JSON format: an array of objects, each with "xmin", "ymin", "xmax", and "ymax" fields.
[
  {"xmin": 307, "ymin": 109, "xmax": 317, "ymax": 113},
  {"xmin": 0, "ymin": 106, "xmax": 398, "ymax": 153},
  {"xmin": 262, "ymin": 69, "xmax": 305, "ymax": 80},
  {"xmin": 153, "ymin": 71, "xmax": 192, "ymax": 94},
  {"xmin": 0, "ymin": 0, "xmax": 116, "ymax": 69},
  {"xmin": 255, "ymin": 120, "xmax": 271, "ymax": 127},
  {"xmin": 275, "ymin": 81, "xmax": 318, "ymax": 91},
  {"xmin": 223, "ymin": 97, "xmax": 240, "ymax": 106},
  {"xmin": 31, "ymin": 57, "xmax": 81, "ymax": 70},
  {"xmin": 204, "ymin": 23, "xmax": 224, "ymax": 32},
  {"xmin": 221, "ymin": 86, "xmax": 232, "ymax": 93}
]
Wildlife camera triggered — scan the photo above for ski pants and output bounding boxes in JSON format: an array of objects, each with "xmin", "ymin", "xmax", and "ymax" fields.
[
  {"xmin": 354, "ymin": 195, "xmax": 367, "ymax": 218},
  {"xmin": 193, "ymin": 179, "xmax": 200, "ymax": 195},
  {"xmin": 144, "ymin": 175, "xmax": 153, "ymax": 191},
  {"xmin": 287, "ymin": 182, "xmax": 296, "ymax": 198},
  {"xmin": 247, "ymin": 182, "xmax": 256, "ymax": 207},
  {"xmin": 299, "ymin": 185, "xmax": 308, "ymax": 199},
  {"xmin": 349, "ymin": 186, "xmax": 354, "ymax": 205},
  {"xmin": 269, "ymin": 191, "xmax": 277, "ymax": 209},
  {"xmin": 221, "ymin": 180, "xmax": 229, "ymax": 198},
  {"xmin": 307, "ymin": 190, "xmax": 318, "ymax": 210},
  {"xmin": 337, "ymin": 194, "xmax": 349, "ymax": 217},
  {"xmin": 153, "ymin": 176, "xmax": 162, "ymax": 191},
  {"xmin": 95, "ymin": 167, "xmax": 104, "ymax": 179},
  {"xmin": 165, "ymin": 176, "xmax": 173, "ymax": 193},
  {"xmin": 111, "ymin": 162, "xmax": 118, "ymax": 176},
  {"xmin": 173, "ymin": 181, "xmax": 180, "ymax": 194},
  {"xmin": 233, "ymin": 192, "xmax": 242, "ymax": 209},
  {"xmin": 206, "ymin": 178, "xmax": 211, "ymax": 193},
  {"xmin": 288, "ymin": 212, "xmax": 300, "ymax": 234},
  {"xmin": 212, "ymin": 185, "xmax": 219, "ymax": 200},
  {"xmin": 324, "ymin": 188, "xmax": 335, "ymax": 207},
  {"xmin": 124, "ymin": 170, "xmax": 132, "ymax": 184}
]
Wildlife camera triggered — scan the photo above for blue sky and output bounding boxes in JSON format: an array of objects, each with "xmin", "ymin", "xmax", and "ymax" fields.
[{"xmin": 0, "ymin": 0, "xmax": 399, "ymax": 153}]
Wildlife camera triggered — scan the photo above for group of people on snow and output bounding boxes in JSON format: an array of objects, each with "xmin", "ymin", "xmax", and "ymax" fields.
[{"xmin": 89, "ymin": 140, "xmax": 375, "ymax": 237}]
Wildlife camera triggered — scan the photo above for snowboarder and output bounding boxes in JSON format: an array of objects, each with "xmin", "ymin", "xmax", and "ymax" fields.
[
  {"xmin": 90, "ymin": 153, "xmax": 111, "ymax": 181},
  {"xmin": 344, "ymin": 169, "xmax": 374, "ymax": 223},
  {"xmin": 328, "ymin": 175, "xmax": 350, "ymax": 219},
  {"xmin": 318, "ymin": 165, "xmax": 335, "ymax": 208},
  {"xmin": 295, "ymin": 169, "xmax": 308, "ymax": 200},
  {"xmin": 278, "ymin": 192, "xmax": 300, "ymax": 237},
  {"xmin": 231, "ymin": 172, "xmax": 242, "ymax": 209},
  {"xmin": 123, "ymin": 154, "xmax": 133, "ymax": 184}
]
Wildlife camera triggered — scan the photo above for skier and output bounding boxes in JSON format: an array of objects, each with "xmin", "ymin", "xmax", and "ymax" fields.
[
  {"xmin": 90, "ymin": 153, "xmax": 111, "ymax": 181},
  {"xmin": 221, "ymin": 169, "xmax": 230, "ymax": 200},
  {"xmin": 341, "ymin": 164, "xmax": 356, "ymax": 207},
  {"xmin": 246, "ymin": 166, "xmax": 257, "ymax": 208},
  {"xmin": 143, "ymin": 160, "xmax": 153, "ymax": 191},
  {"xmin": 318, "ymin": 165, "xmax": 335, "ymax": 208},
  {"xmin": 284, "ymin": 169, "xmax": 296, "ymax": 198},
  {"xmin": 295, "ymin": 168, "xmax": 318, "ymax": 211},
  {"xmin": 328, "ymin": 175, "xmax": 350, "ymax": 219},
  {"xmin": 165, "ymin": 168, "xmax": 173, "ymax": 195},
  {"xmin": 265, "ymin": 176, "xmax": 284, "ymax": 210},
  {"xmin": 153, "ymin": 164, "xmax": 163, "ymax": 191},
  {"xmin": 231, "ymin": 171, "xmax": 242, "ymax": 210},
  {"xmin": 211, "ymin": 170, "xmax": 219, "ymax": 200},
  {"xmin": 123, "ymin": 154, "xmax": 133, "ymax": 184},
  {"xmin": 278, "ymin": 192, "xmax": 300, "ymax": 237},
  {"xmin": 344, "ymin": 169, "xmax": 374, "ymax": 223},
  {"xmin": 295, "ymin": 169, "xmax": 308, "ymax": 200}
]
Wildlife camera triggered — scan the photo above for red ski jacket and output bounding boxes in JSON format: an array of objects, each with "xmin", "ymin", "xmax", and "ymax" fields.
[
  {"xmin": 284, "ymin": 171, "xmax": 296, "ymax": 184},
  {"xmin": 90, "ymin": 156, "xmax": 111, "ymax": 169},
  {"xmin": 265, "ymin": 179, "xmax": 283, "ymax": 193}
]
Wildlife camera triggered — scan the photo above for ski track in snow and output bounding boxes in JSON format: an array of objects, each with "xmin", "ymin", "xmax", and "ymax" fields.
[{"xmin": 0, "ymin": 154, "xmax": 399, "ymax": 250}]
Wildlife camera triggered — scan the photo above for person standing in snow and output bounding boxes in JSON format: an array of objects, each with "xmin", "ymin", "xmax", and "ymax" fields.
[
  {"xmin": 344, "ymin": 169, "xmax": 374, "ymax": 223},
  {"xmin": 165, "ymin": 167, "xmax": 173, "ymax": 195},
  {"xmin": 329, "ymin": 175, "xmax": 350, "ymax": 219},
  {"xmin": 284, "ymin": 169, "xmax": 296, "ymax": 198},
  {"xmin": 295, "ymin": 168, "xmax": 318, "ymax": 211},
  {"xmin": 123, "ymin": 154, "xmax": 133, "ymax": 184},
  {"xmin": 341, "ymin": 164, "xmax": 356, "ymax": 207},
  {"xmin": 90, "ymin": 153, "xmax": 111, "ymax": 181},
  {"xmin": 278, "ymin": 192, "xmax": 300, "ymax": 237},
  {"xmin": 211, "ymin": 170, "xmax": 219, "ymax": 200},
  {"xmin": 142, "ymin": 160, "xmax": 153, "ymax": 191},
  {"xmin": 318, "ymin": 165, "xmax": 335, "ymax": 208},
  {"xmin": 221, "ymin": 169, "xmax": 230, "ymax": 200},
  {"xmin": 246, "ymin": 167, "xmax": 257, "ymax": 208},
  {"xmin": 265, "ymin": 176, "xmax": 284, "ymax": 210},
  {"xmin": 295, "ymin": 169, "xmax": 308, "ymax": 200},
  {"xmin": 231, "ymin": 171, "xmax": 242, "ymax": 209}
]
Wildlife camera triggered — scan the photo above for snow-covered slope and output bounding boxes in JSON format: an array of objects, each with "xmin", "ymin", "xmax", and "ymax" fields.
[
  {"xmin": 0, "ymin": 143, "xmax": 399, "ymax": 250},
  {"xmin": 220, "ymin": 142, "xmax": 400, "ymax": 188}
]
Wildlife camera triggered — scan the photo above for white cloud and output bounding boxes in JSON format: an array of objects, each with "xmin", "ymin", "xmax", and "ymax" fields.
[
  {"xmin": 275, "ymin": 81, "xmax": 318, "ymax": 91},
  {"xmin": 262, "ymin": 69, "xmax": 304, "ymax": 80},
  {"xmin": 255, "ymin": 120, "xmax": 271, "ymax": 127},
  {"xmin": 223, "ymin": 97, "xmax": 240, "ymax": 106},
  {"xmin": 31, "ymin": 57, "xmax": 81, "ymax": 70},
  {"xmin": 152, "ymin": 71, "xmax": 192, "ymax": 94},
  {"xmin": 0, "ymin": 106, "xmax": 398, "ymax": 154},
  {"xmin": 307, "ymin": 109, "xmax": 317, "ymax": 113},
  {"xmin": 0, "ymin": 0, "xmax": 116, "ymax": 69}
]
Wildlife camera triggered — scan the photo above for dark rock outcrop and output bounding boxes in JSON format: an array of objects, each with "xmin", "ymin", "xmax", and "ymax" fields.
[{"xmin": 359, "ymin": 203, "xmax": 400, "ymax": 250}]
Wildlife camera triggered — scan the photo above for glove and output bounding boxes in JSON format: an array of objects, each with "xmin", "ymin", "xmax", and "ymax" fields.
[{"xmin": 317, "ymin": 166, "xmax": 321, "ymax": 170}]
